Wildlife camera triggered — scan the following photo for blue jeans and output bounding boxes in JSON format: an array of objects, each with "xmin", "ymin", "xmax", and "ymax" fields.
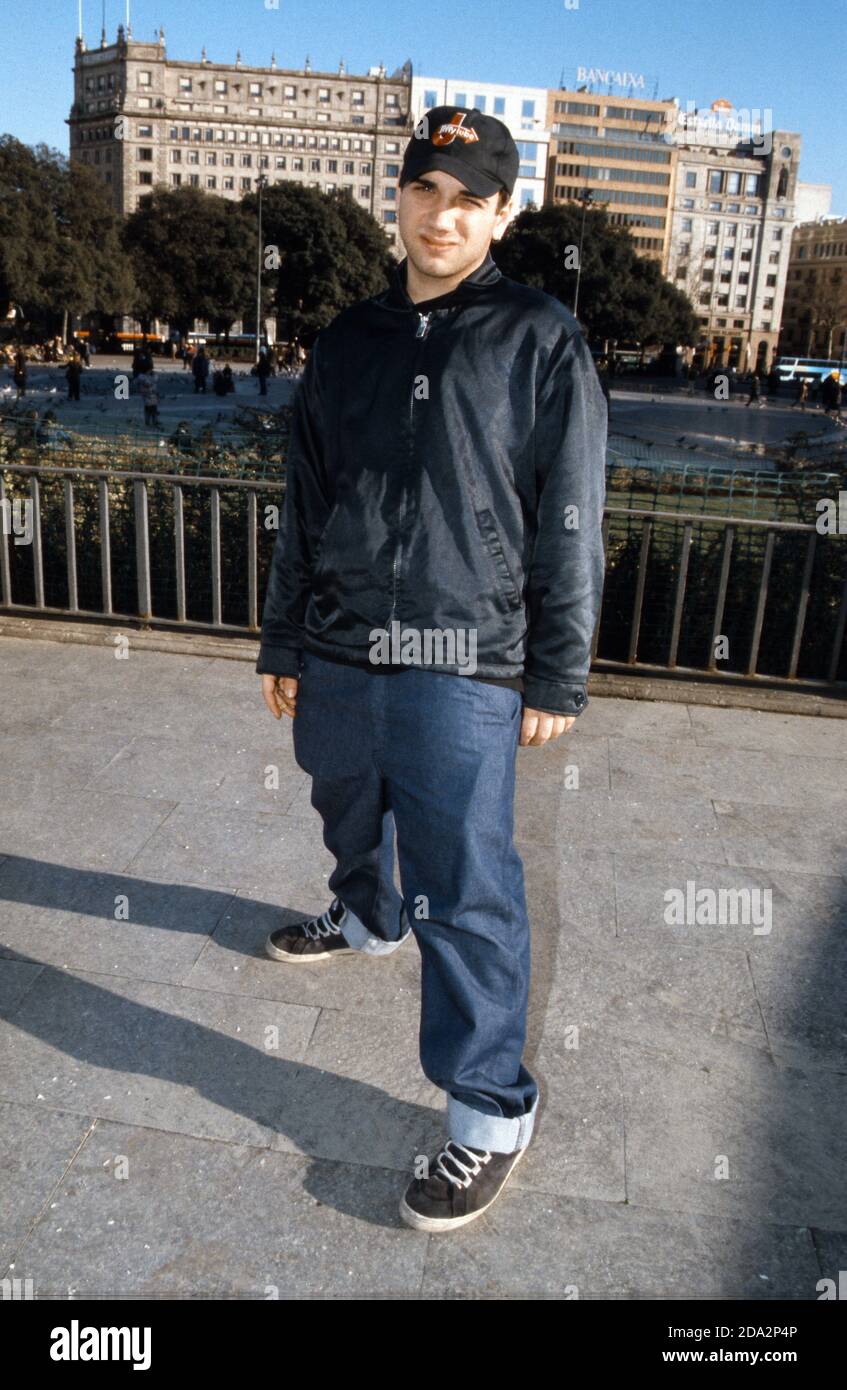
[{"xmin": 291, "ymin": 648, "xmax": 539, "ymax": 1154}]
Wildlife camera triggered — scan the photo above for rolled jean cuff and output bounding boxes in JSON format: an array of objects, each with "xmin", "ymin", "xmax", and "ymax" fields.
[
  {"xmin": 339, "ymin": 902, "xmax": 412, "ymax": 956},
  {"xmin": 448, "ymin": 1091, "xmax": 539, "ymax": 1154}
]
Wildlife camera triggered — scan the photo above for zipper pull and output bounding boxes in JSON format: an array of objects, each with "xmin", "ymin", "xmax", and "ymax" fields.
[{"xmin": 415, "ymin": 312, "xmax": 432, "ymax": 339}]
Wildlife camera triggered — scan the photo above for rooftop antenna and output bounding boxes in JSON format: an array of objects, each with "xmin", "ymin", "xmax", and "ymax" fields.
[
  {"xmin": 126, "ymin": 0, "xmax": 131, "ymax": 37},
  {"xmin": 100, "ymin": 0, "xmax": 106, "ymax": 46},
  {"xmin": 77, "ymin": 0, "xmax": 83, "ymax": 39}
]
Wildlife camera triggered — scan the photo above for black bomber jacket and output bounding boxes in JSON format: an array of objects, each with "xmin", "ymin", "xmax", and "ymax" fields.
[{"xmin": 255, "ymin": 248, "xmax": 608, "ymax": 717}]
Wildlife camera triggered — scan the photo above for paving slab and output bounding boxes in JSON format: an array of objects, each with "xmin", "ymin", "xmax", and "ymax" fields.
[{"xmin": 1, "ymin": 632, "xmax": 845, "ymax": 1297}]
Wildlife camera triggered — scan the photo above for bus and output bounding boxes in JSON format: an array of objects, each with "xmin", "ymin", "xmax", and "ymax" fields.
[{"xmin": 774, "ymin": 356, "xmax": 847, "ymax": 387}]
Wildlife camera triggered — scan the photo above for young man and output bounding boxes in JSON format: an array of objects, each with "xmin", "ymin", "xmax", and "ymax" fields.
[{"xmin": 256, "ymin": 107, "xmax": 608, "ymax": 1232}]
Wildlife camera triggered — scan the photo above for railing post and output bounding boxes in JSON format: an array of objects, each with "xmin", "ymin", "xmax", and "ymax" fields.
[
  {"xmin": 133, "ymin": 478, "xmax": 152, "ymax": 620},
  {"xmin": 98, "ymin": 478, "xmax": 113, "ymax": 615},
  {"xmin": 0, "ymin": 475, "xmax": 11, "ymax": 607},
  {"xmin": 64, "ymin": 477, "xmax": 78, "ymax": 613},
  {"xmin": 210, "ymin": 487, "xmax": 221, "ymax": 627},
  {"xmin": 174, "ymin": 484, "xmax": 186, "ymax": 622}
]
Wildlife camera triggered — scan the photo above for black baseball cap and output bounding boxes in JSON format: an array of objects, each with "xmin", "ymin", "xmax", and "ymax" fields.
[{"xmin": 399, "ymin": 106, "xmax": 519, "ymax": 200}]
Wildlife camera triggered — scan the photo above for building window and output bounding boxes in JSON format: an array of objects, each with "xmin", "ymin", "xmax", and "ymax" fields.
[
  {"xmin": 709, "ymin": 170, "xmax": 723, "ymax": 192},
  {"xmin": 318, "ymin": 87, "xmax": 330, "ymax": 103},
  {"xmin": 772, "ymin": 228, "xmax": 783, "ymax": 241},
  {"xmin": 241, "ymin": 153, "xmax": 252, "ymax": 167},
  {"xmin": 223, "ymin": 152, "xmax": 234, "ymax": 166},
  {"xmin": 206, "ymin": 152, "xmax": 216, "ymax": 165},
  {"xmin": 522, "ymin": 99, "xmax": 535, "ymax": 119},
  {"xmin": 223, "ymin": 176, "xmax": 234, "ymax": 190},
  {"xmin": 206, "ymin": 176, "xmax": 216, "ymax": 189},
  {"xmin": 276, "ymin": 156, "xmax": 286, "ymax": 169},
  {"xmin": 215, "ymin": 80, "xmax": 228, "ymax": 95},
  {"xmin": 763, "ymin": 297, "xmax": 774, "ymax": 309},
  {"xmin": 188, "ymin": 150, "xmax": 199, "ymax": 165},
  {"xmin": 138, "ymin": 147, "xmax": 153, "ymax": 161},
  {"xmin": 171, "ymin": 173, "xmax": 182, "ymax": 186},
  {"xmin": 384, "ymin": 210, "xmax": 397, "ymax": 223},
  {"xmin": 745, "ymin": 174, "xmax": 760, "ymax": 194},
  {"xmin": 766, "ymin": 274, "xmax": 777, "ymax": 286},
  {"xmin": 682, "ymin": 198, "xmax": 694, "ymax": 209},
  {"xmin": 726, "ymin": 171, "xmax": 741, "ymax": 194},
  {"xmin": 138, "ymin": 171, "xmax": 153, "ymax": 184},
  {"xmin": 681, "ymin": 217, "xmax": 693, "ymax": 232},
  {"xmin": 727, "ymin": 202, "xmax": 740, "ymax": 213},
  {"xmin": 138, "ymin": 71, "xmax": 151, "ymax": 87},
  {"xmin": 170, "ymin": 150, "xmax": 181, "ymax": 163},
  {"xmin": 769, "ymin": 252, "xmax": 779, "ymax": 264},
  {"xmin": 494, "ymin": 96, "xmax": 505, "ymax": 114},
  {"xmin": 240, "ymin": 177, "xmax": 251, "ymax": 190},
  {"xmin": 708, "ymin": 200, "xmax": 721, "ymax": 211},
  {"xmin": 137, "ymin": 97, "xmax": 151, "ymax": 109},
  {"xmin": 454, "ymin": 92, "xmax": 466, "ymax": 106},
  {"xmin": 188, "ymin": 174, "xmax": 199, "ymax": 187},
  {"xmin": 707, "ymin": 221, "xmax": 720, "ymax": 235},
  {"xmin": 179, "ymin": 77, "xmax": 192, "ymax": 93},
  {"xmin": 424, "ymin": 89, "xmax": 437, "ymax": 109},
  {"xmin": 723, "ymin": 248, "xmax": 734, "ymax": 260},
  {"xmin": 138, "ymin": 124, "xmax": 152, "ymax": 137},
  {"xmin": 249, "ymin": 82, "xmax": 262, "ymax": 97},
  {"xmin": 685, "ymin": 171, "xmax": 697, "ymax": 188}
]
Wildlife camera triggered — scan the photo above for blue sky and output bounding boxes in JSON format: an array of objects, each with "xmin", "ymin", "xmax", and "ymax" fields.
[{"xmin": 2, "ymin": 0, "xmax": 844, "ymax": 211}]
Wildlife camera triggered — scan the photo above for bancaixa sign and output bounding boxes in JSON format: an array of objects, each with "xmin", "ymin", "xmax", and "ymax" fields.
[{"xmin": 575, "ymin": 66, "xmax": 646, "ymax": 90}]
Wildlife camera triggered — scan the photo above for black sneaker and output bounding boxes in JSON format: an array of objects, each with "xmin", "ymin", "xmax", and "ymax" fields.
[
  {"xmin": 399, "ymin": 1137, "xmax": 528, "ymax": 1232},
  {"xmin": 264, "ymin": 898, "xmax": 356, "ymax": 963}
]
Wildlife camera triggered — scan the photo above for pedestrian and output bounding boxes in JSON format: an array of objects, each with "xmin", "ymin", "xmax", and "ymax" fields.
[
  {"xmin": 256, "ymin": 347, "xmax": 272, "ymax": 396},
  {"xmin": 65, "ymin": 354, "xmax": 82, "ymax": 401},
  {"xmin": 222, "ymin": 364, "xmax": 235, "ymax": 394},
  {"xmin": 255, "ymin": 107, "xmax": 607, "ymax": 1233},
  {"xmin": 745, "ymin": 371, "xmax": 762, "ymax": 407},
  {"xmin": 191, "ymin": 346, "xmax": 209, "ymax": 393},
  {"xmin": 138, "ymin": 369, "xmax": 160, "ymax": 426},
  {"xmin": 12, "ymin": 347, "xmax": 27, "ymax": 398},
  {"xmin": 820, "ymin": 370, "xmax": 843, "ymax": 423},
  {"xmin": 793, "ymin": 378, "xmax": 809, "ymax": 411}
]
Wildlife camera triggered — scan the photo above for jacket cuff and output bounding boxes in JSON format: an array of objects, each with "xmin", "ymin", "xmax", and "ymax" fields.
[
  {"xmin": 523, "ymin": 677, "xmax": 588, "ymax": 717},
  {"xmin": 255, "ymin": 644, "xmax": 302, "ymax": 677}
]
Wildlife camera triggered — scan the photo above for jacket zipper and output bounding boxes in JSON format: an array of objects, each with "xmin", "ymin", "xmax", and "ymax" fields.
[{"xmin": 388, "ymin": 311, "xmax": 433, "ymax": 625}]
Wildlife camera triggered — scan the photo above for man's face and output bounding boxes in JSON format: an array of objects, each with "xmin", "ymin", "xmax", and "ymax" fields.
[{"xmin": 398, "ymin": 167, "xmax": 511, "ymax": 281}]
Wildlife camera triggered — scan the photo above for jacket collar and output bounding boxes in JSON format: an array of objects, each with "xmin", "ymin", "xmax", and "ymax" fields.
[{"xmin": 379, "ymin": 248, "xmax": 502, "ymax": 313}]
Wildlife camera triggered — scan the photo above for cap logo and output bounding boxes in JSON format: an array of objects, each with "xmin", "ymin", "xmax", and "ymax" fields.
[{"xmin": 432, "ymin": 112, "xmax": 480, "ymax": 147}]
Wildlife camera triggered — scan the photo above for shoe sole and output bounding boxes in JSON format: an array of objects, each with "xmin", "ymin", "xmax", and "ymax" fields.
[
  {"xmin": 264, "ymin": 936, "xmax": 358, "ymax": 963},
  {"xmin": 398, "ymin": 1142, "xmax": 528, "ymax": 1232}
]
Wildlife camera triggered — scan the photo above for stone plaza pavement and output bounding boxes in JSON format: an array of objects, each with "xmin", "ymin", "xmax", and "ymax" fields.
[{"xmin": 0, "ymin": 633, "xmax": 845, "ymax": 1300}]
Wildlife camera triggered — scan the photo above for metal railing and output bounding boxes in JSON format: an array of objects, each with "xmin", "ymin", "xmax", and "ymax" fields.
[
  {"xmin": 595, "ymin": 506, "xmax": 847, "ymax": 690},
  {"xmin": 1, "ymin": 462, "xmax": 846, "ymax": 693},
  {"xmin": 0, "ymin": 462, "xmax": 283, "ymax": 636}
]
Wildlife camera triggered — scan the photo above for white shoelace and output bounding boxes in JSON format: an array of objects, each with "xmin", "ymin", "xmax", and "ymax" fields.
[
  {"xmin": 434, "ymin": 1140, "xmax": 493, "ymax": 1189},
  {"xmin": 304, "ymin": 901, "xmax": 345, "ymax": 940}
]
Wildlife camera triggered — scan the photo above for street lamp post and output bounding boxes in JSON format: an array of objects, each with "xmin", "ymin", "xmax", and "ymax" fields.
[
  {"xmin": 573, "ymin": 187, "xmax": 594, "ymax": 320},
  {"xmin": 255, "ymin": 174, "xmax": 268, "ymax": 365}
]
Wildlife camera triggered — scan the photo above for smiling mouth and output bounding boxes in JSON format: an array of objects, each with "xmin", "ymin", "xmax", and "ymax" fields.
[{"xmin": 420, "ymin": 236, "xmax": 456, "ymax": 249}]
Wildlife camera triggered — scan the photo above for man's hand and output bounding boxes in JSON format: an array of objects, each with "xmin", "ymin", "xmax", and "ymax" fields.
[
  {"xmin": 519, "ymin": 706, "xmax": 576, "ymax": 747},
  {"xmin": 261, "ymin": 674, "xmax": 299, "ymax": 719}
]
